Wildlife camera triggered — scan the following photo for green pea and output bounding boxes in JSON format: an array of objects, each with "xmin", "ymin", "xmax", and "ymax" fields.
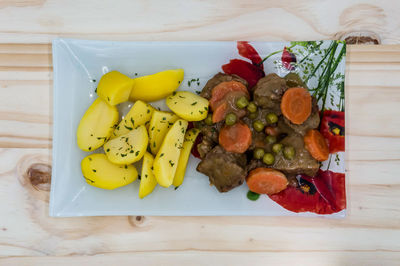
[
  {"xmin": 283, "ymin": 146, "xmax": 295, "ymax": 160},
  {"xmin": 248, "ymin": 112, "xmax": 258, "ymax": 120},
  {"xmin": 253, "ymin": 148, "xmax": 265, "ymax": 159},
  {"xmin": 225, "ymin": 113, "xmax": 237, "ymax": 126},
  {"xmin": 204, "ymin": 113, "xmax": 213, "ymax": 125},
  {"xmin": 263, "ymin": 153, "xmax": 275, "ymax": 165},
  {"xmin": 266, "ymin": 113, "xmax": 278, "ymax": 124},
  {"xmin": 236, "ymin": 96, "xmax": 249, "ymax": 109},
  {"xmin": 247, "ymin": 102, "xmax": 257, "ymax": 113},
  {"xmin": 265, "ymin": 135, "xmax": 277, "ymax": 145},
  {"xmin": 253, "ymin": 120, "xmax": 265, "ymax": 132},
  {"xmin": 247, "ymin": 190, "xmax": 260, "ymax": 201},
  {"xmin": 272, "ymin": 143, "xmax": 283, "ymax": 154}
]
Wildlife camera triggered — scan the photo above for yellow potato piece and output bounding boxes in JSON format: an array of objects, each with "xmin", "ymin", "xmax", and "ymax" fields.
[
  {"xmin": 139, "ymin": 152, "xmax": 158, "ymax": 199},
  {"xmin": 97, "ymin": 70, "xmax": 134, "ymax": 106},
  {"xmin": 130, "ymin": 69, "xmax": 184, "ymax": 102},
  {"xmin": 166, "ymin": 91, "xmax": 209, "ymax": 121},
  {"xmin": 172, "ymin": 128, "xmax": 200, "ymax": 187},
  {"xmin": 112, "ymin": 100, "xmax": 155, "ymax": 138},
  {"xmin": 153, "ymin": 119, "xmax": 188, "ymax": 188},
  {"xmin": 148, "ymin": 111, "xmax": 179, "ymax": 155},
  {"xmin": 81, "ymin": 153, "xmax": 138, "ymax": 190},
  {"xmin": 77, "ymin": 98, "xmax": 119, "ymax": 152},
  {"xmin": 104, "ymin": 125, "xmax": 148, "ymax": 165}
]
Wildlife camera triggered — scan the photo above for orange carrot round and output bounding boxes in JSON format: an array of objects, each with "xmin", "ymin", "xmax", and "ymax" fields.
[
  {"xmin": 281, "ymin": 87, "xmax": 311, "ymax": 125},
  {"xmin": 212, "ymin": 102, "xmax": 228, "ymax": 123},
  {"xmin": 210, "ymin": 81, "xmax": 249, "ymax": 111},
  {"xmin": 304, "ymin": 129, "xmax": 329, "ymax": 161},
  {"xmin": 219, "ymin": 122, "xmax": 252, "ymax": 153},
  {"xmin": 246, "ymin": 168, "xmax": 288, "ymax": 195}
]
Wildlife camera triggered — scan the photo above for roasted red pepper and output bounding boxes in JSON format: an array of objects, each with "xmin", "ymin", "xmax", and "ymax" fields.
[
  {"xmin": 320, "ymin": 110, "xmax": 345, "ymax": 153},
  {"xmin": 222, "ymin": 59, "xmax": 265, "ymax": 89},
  {"xmin": 269, "ymin": 169, "xmax": 346, "ymax": 214},
  {"xmin": 281, "ymin": 46, "xmax": 297, "ymax": 71},
  {"xmin": 237, "ymin": 41, "xmax": 264, "ymax": 70}
]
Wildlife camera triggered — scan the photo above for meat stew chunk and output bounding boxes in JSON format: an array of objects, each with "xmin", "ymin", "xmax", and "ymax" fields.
[
  {"xmin": 193, "ymin": 120, "xmax": 224, "ymax": 158},
  {"xmin": 253, "ymin": 73, "xmax": 287, "ymax": 112},
  {"xmin": 200, "ymin": 73, "xmax": 248, "ymax": 100},
  {"xmin": 273, "ymin": 134, "xmax": 320, "ymax": 177},
  {"xmin": 196, "ymin": 145, "xmax": 247, "ymax": 192}
]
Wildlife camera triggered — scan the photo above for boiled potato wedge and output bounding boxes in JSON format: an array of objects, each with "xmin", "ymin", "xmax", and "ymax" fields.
[
  {"xmin": 153, "ymin": 119, "xmax": 188, "ymax": 188},
  {"xmin": 129, "ymin": 69, "xmax": 184, "ymax": 102},
  {"xmin": 139, "ymin": 152, "xmax": 158, "ymax": 199},
  {"xmin": 166, "ymin": 91, "xmax": 209, "ymax": 121},
  {"xmin": 77, "ymin": 98, "xmax": 119, "ymax": 152},
  {"xmin": 97, "ymin": 71, "xmax": 134, "ymax": 106},
  {"xmin": 148, "ymin": 111, "xmax": 179, "ymax": 155},
  {"xmin": 172, "ymin": 128, "xmax": 200, "ymax": 187},
  {"xmin": 104, "ymin": 125, "xmax": 148, "ymax": 165},
  {"xmin": 81, "ymin": 153, "xmax": 138, "ymax": 190},
  {"xmin": 112, "ymin": 100, "xmax": 155, "ymax": 138}
]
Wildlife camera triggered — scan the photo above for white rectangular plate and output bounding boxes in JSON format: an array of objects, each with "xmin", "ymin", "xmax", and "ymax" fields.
[{"xmin": 50, "ymin": 39, "xmax": 345, "ymax": 217}]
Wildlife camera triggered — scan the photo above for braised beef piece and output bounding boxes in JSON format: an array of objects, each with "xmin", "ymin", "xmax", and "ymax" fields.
[
  {"xmin": 193, "ymin": 120, "xmax": 224, "ymax": 159},
  {"xmin": 273, "ymin": 134, "xmax": 320, "ymax": 177},
  {"xmin": 200, "ymin": 73, "xmax": 248, "ymax": 100},
  {"xmin": 196, "ymin": 145, "xmax": 247, "ymax": 192},
  {"xmin": 197, "ymin": 137, "xmax": 214, "ymax": 159},
  {"xmin": 245, "ymin": 134, "xmax": 319, "ymax": 178},
  {"xmin": 194, "ymin": 120, "xmax": 222, "ymax": 143},
  {"xmin": 283, "ymin": 97, "xmax": 320, "ymax": 136},
  {"xmin": 218, "ymin": 90, "xmax": 248, "ymax": 120},
  {"xmin": 245, "ymin": 159, "xmax": 264, "ymax": 173},
  {"xmin": 253, "ymin": 73, "xmax": 287, "ymax": 112}
]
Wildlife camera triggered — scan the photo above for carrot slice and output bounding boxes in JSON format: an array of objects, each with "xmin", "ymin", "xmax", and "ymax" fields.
[
  {"xmin": 212, "ymin": 102, "xmax": 228, "ymax": 123},
  {"xmin": 210, "ymin": 81, "xmax": 249, "ymax": 111},
  {"xmin": 246, "ymin": 168, "xmax": 288, "ymax": 195},
  {"xmin": 219, "ymin": 122, "xmax": 252, "ymax": 153},
  {"xmin": 281, "ymin": 87, "xmax": 311, "ymax": 124},
  {"xmin": 304, "ymin": 129, "xmax": 329, "ymax": 161}
]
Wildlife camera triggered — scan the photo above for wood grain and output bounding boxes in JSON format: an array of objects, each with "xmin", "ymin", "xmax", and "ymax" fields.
[
  {"xmin": 1, "ymin": 0, "xmax": 400, "ymax": 264},
  {"xmin": 2, "ymin": 252, "xmax": 400, "ymax": 266},
  {"xmin": 0, "ymin": 1, "xmax": 399, "ymax": 44}
]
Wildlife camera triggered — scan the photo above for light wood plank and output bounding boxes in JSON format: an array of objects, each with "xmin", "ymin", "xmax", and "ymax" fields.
[
  {"xmin": 0, "ymin": 1, "xmax": 399, "ymax": 44},
  {"xmin": 0, "ymin": 148, "xmax": 399, "ymax": 258},
  {"xmin": 2, "ymin": 251, "xmax": 400, "ymax": 266}
]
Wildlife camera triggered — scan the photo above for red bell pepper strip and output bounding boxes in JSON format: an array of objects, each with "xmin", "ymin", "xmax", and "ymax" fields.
[{"xmin": 222, "ymin": 59, "xmax": 265, "ymax": 89}]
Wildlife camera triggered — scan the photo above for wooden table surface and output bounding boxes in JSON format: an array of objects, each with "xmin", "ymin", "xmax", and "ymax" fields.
[{"xmin": 1, "ymin": 1, "xmax": 400, "ymax": 265}]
